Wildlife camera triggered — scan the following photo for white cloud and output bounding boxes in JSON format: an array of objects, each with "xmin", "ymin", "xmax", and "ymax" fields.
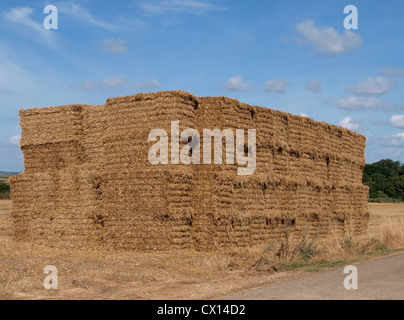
[
  {"xmin": 71, "ymin": 75, "xmax": 127, "ymax": 91},
  {"xmin": 9, "ymin": 134, "xmax": 21, "ymax": 146},
  {"xmin": 379, "ymin": 67, "xmax": 404, "ymax": 76},
  {"xmin": 328, "ymin": 96, "xmax": 397, "ymax": 111},
  {"xmin": 305, "ymin": 80, "xmax": 322, "ymax": 93},
  {"xmin": 59, "ymin": 3, "xmax": 119, "ymax": 31},
  {"xmin": 221, "ymin": 76, "xmax": 252, "ymax": 91},
  {"xmin": 263, "ymin": 79, "xmax": 289, "ymax": 93},
  {"xmin": 97, "ymin": 38, "xmax": 128, "ymax": 53},
  {"xmin": 79, "ymin": 80, "xmax": 97, "ymax": 91},
  {"xmin": 3, "ymin": 7, "xmax": 40, "ymax": 31},
  {"xmin": 3, "ymin": 7, "xmax": 53, "ymax": 44},
  {"xmin": 295, "ymin": 20, "xmax": 362, "ymax": 55},
  {"xmin": 338, "ymin": 117, "xmax": 361, "ymax": 131},
  {"xmin": 131, "ymin": 78, "xmax": 162, "ymax": 89},
  {"xmin": 385, "ymin": 148, "xmax": 404, "ymax": 158},
  {"xmin": 346, "ymin": 76, "xmax": 394, "ymax": 95},
  {"xmin": 138, "ymin": 0, "xmax": 225, "ymax": 15},
  {"xmin": 100, "ymin": 75, "xmax": 127, "ymax": 88},
  {"xmin": 299, "ymin": 113, "xmax": 309, "ymax": 117},
  {"xmin": 381, "ymin": 132, "xmax": 404, "ymax": 147},
  {"xmin": 390, "ymin": 115, "xmax": 404, "ymax": 129}
]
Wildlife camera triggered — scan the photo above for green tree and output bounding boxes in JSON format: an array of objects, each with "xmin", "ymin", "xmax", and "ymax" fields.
[
  {"xmin": 385, "ymin": 176, "xmax": 404, "ymax": 201},
  {"xmin": 0, "ymin": 181, "xmax": 10, "ymax": 193},
  {"xmin": 363, "ymin": 159, "xmax": 404, "ymax": 200}
]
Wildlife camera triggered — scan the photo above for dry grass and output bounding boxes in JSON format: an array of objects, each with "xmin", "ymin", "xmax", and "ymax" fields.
[
  {"xmin": 368, "ymin": 203, "xmax": 404, "ymax": 250},
  {"xmin": 316, "ymin": 204, "xmax": 404, "ymax": 259},
  {"xmin": 0, "ymin": 201, "xmax": 403, "ymax": 300},
  {"xmin": 235, "ymin": 203, "xmax": 404, "ymax": 272},
  {"xmin": 368, "ymin": 203, "xmax": 404, "ymax": 218},
  {"xmin": 0, "ymin": 200, "xmax": 11, "ymax": 214},
  {"xmin": 367, "ymin": 203, "xmax": 404, "ymax": 250}
]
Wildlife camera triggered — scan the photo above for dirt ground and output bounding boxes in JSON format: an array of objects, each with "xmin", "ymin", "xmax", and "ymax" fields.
[{"xmin": 0, "ymin": 200, "xmax": 403, "ymax": 300}]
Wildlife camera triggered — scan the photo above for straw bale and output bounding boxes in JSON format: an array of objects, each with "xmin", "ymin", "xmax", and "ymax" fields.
[{"xmin": 9, "ymin": 90, "xmax": 370, "ymax": 251}]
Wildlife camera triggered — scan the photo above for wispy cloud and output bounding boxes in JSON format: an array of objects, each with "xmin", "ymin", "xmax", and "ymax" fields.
[
  {"xmin": 138, "ymin": 0, "xmax": 225, "ymax": 15},
  {"xmin": 2, "ymin": 7, "xmax": 53, "ymax": 45},
  {"xmin": 390, "ymin": 115, "xmax": 404, "ymax": 129},
  {"xmin": 338, "ymin": 117, "xmax": 362, "ymax": 132},
  {"xmin": 71, "ymin": 75, "xmax": 127, "ymax": 91},
  {"xmin": 131, "ymin": 78, "xmax": 162, "ymax": 89},
  {"xmin": 9, "ymin": 135, "xmax": 21, "ymax": 146},
  {"xmin": 96, "ymin": 38, "xmax": 128, "ymax": 53},
  {"xmin": 379, "ymin": 66, "xmax": 404, "ymax": 76},
  {"xmin": 58, "ymin": 2, "xmax": 119, "ymax": 31},
  {"xmin": 74, "ymin": 80, "xmax": 97, "ymax": 91},
  {"xmin": 294, "ymin": 20, "xmax": 362, "ymax": 55},
  {"xmin": 381, "ymin": 132, "xmax": 404, "ymax": 147},
  {"xmin": 385, "ymin": 148, "xmax": 404, "ymax": 158},
  {"xmin": 263, "ymin": 79, "xmax": 289, "ymax": 93},
  {"xmin": 305, "ymin": 80, "xmax": 322, "ymax": 93},
  {"xmin": 221, "ymin": 76, "xmax": 252, "ymax": 91},
  {"xmin": 100, "ymin": 75, "xmax": 127, "ymax": 88},
  {"xmin": 3, "ymin": 7, "xmax": 41, "ymax": 31},
  {"xmin": 328, "ymin": 96, "xmax": 404, "ymax": 112},
  {"xmin": 345, "ymin": 76, "xmax": 394, "ymax": 95}
]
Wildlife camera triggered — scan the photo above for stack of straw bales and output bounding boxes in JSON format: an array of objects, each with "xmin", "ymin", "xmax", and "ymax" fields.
[{"xmin": 9, "ymin": 90, "xmax": 369, "ymax": 251}]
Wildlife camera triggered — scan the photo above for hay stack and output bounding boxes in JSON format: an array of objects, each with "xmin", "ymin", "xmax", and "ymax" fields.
[{"xmin": 9, "ymin": 90, "xmax": 370, "ymax": 251}]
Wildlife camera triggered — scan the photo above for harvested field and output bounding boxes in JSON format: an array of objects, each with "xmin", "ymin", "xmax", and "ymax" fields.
[
  {"xmin": 368, "ymin": 203, "xmax": 404, "ymax": 233},
  {"xmin": 368, "ymin": 203, "xmax": 404, "ymax": 217},
  {"xmin": 0, "ymin": 200, "xmax": 12, "ymax": 240},
  {"xmin": 0, "ymin": 200, "xmax": 402, "ymax": 300},
  {"xmin": 0, "ymin": 200, "xmax": 10, "ymax": 214}
]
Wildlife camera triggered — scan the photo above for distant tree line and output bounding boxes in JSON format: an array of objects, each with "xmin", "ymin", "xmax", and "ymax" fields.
[
  {"xmin": 0, "ymin": 181, "xmax": 10, "ymax": 199},
  {"xmin": 363, "ymin": 159, "xmax": 404, "ymax": 201}
]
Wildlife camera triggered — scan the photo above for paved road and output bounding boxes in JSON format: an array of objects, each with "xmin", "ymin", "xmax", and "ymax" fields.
[{"xmin": 221, "ymin": 253, "xmax": 404, "ymax": 300}]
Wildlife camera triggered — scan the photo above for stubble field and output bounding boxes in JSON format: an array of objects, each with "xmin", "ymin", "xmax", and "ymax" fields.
[{"xmin": 0, "ymin": 200, "xmax": 403, "ymax": 300}]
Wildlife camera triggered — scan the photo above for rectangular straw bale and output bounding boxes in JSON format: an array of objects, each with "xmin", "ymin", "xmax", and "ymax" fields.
[{"xmin": 10, "ymin": 90, "xmax": 370, "ymax": 251}]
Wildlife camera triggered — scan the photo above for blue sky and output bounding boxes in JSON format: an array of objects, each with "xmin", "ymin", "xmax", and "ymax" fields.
[{"xmin": 0, "ymin": 0, "xmax": 404, "ymax": 171}]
